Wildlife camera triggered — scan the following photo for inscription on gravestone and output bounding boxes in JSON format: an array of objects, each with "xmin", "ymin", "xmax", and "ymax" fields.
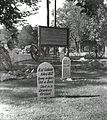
[
  {"xmin": 62, "ymin": 57, "xmax": 71, "ymax": 80},
  {"xmin": 37, "ymin": 62, "xmax": 55, "ymax": 98}
]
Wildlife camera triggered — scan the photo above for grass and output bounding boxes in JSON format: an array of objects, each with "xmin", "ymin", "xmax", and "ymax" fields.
[
  {"xmin": 0, "ymin": 76, "xmax": 107, "ymax": 120},
  {"xmin": 0, "ymin": 60, "xmax": 107, "ymax": 120}
]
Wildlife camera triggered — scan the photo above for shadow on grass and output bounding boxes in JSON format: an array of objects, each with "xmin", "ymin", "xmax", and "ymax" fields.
[
  {"xmin": 71, "ymin": 69, "xmax": 107, "ymax": 79},
  {"xmin": 54, "ymin": 94, "xmax": 100, "ymax": 98},
  {"xmin": 55, "ymin": 79, "xmax": 107, "ymax": 89},
  {"xmin": 0, "ymin": 78, "xmax": 37, "ymax": 88}
]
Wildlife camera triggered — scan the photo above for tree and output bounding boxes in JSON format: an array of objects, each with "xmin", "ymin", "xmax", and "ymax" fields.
[
  {"xmin": 0, "ymin": 26, "xmax": 18, "ymax": 50},
  {"xmin": 18, "ymin": 25, "xmax": 38, "ymax": 48},
  {"xmin": 0, "ymin": 45, "xmax": 12, "ymax": 71},
  {"xmin": 67, "ymin": 0, "xmax": 107, "ymax": 18},
  {"xmin": 52, "ymin": 1, "xmax": 88, "ymax": 52},
  {"xmin": 0, "ymin": 0, "xmax": 39, "ymax": 30},
  {"xmin": 0, "ymin": 0, "xmax": 39, "ymax": 71}
]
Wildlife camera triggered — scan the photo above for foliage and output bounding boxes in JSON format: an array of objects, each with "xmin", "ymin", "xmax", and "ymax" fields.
[
  {"xmin": 66, "ymin": 0, "xmax": 107, "ymax": 43},
  {"xmin": 54, "ymin": 1, "xmax": 107, "ymax": 53},
  {"xmin": 18, "ymin": 25, "xmax": 38, "ymax": 48},
  {"xmin": 0, "ymin": 0, "xmax": 39, "ymax": 30},
  {"xmin": 66, "ymin": 0, "xmax": 107, "ymax": 18},
  {"xmin": 0, "ymin": 26, "xmax": 18, "ymax": 50},
  {"xmin": 52, "ymin": 1, "xmax": 88, "ymax": 52}
]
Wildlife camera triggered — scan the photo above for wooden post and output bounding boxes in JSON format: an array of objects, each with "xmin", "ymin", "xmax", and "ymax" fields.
[
  {"xmin": 54, "ymin": 0, "xmax": 56, "ymax": 27},
  {"xmin": 47, "ymin": 0, "xmax": 49, "ymax": 27}
]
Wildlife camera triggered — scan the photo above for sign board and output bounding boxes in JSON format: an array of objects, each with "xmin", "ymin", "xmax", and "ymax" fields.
[
  {"xmin": 62, "ymin": 57, "xmax": 71, "ymax": 79},
  {"xmin": 38, "ymin": 26, "xmax": 69, "ymax": 46},
  {"xmin": 37, "ymin": 62, "xmax": 55, "ymax": 98}
]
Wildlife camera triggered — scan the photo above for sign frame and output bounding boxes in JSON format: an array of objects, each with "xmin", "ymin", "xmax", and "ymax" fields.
[
  {"xmin": 38, "ymin": 26, "xmax": 69, "ymax": 57},
  {"xmin": 38, "ymin": 26, "xmax": 69, "ymax": 47}
]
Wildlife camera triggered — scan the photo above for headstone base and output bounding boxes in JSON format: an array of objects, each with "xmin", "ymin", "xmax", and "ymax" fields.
[{"xmin": 60, "ymin": 77, "xmax": 72, "ymax": 82}]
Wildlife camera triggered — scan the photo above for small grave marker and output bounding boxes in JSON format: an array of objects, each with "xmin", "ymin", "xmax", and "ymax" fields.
[
  {"xmin": 60, "ymin": 51, "xmax": 65, "ymax": 62},
  {"xmin": 105, "ymin": 46, "xmax": 107, "ymax": 58},
  {"xmin": 62, "ymin": 57, "xmax": 71, "ymax": 80},
  {"xmin": 37, "ymin": 62, "xmax": 55, "ymax": 98}
]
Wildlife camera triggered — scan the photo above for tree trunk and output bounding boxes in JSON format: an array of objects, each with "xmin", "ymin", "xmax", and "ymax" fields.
[
  {"xmin": 75, "ymin": 41, "xmax": 80, "ymax": 53},
  {"xmin": 0, "ymin": 45, "xmax": 12, "ymax": 71}
]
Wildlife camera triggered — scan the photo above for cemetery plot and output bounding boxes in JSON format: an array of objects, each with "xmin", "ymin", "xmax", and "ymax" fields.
[{"xmin": 37, "ymin": 62, "xmax": 55, "ymax": 98}]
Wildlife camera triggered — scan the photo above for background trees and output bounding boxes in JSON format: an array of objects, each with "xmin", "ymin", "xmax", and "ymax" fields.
[
  {"xmin": 53, "ymin": 0, "xmax": 107, "ymax": 54},
  {"xmin": 18, "ymin": 25, "xmax": 38, "ymax": 48},
  {"xmin": 67, "ymin": 0, "xmax": 107, "ymax": 18},
  {"xmin": 52, "ymin": 1, "xmax": 89, "ymax": 52},
  {"xmin": 0, "ymin": 0, "xmax": 39, "ymax": 71},
  {"xmin": 0, "ymin": 0, "xmax": 40, "ymax": 49},
  {"xmin": 0, "ymin": 26, "xmax": 18, "ymax": 50},
  {"xmin": 0, "ymin": 0, "xmax": 39, "ymax": 30}
]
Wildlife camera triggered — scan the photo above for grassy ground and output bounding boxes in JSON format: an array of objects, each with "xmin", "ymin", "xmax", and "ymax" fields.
[
  {"xmin": 0, "ymin": 76, "xmax": 107, "ymax": 120},
  {"xmin": 0, "ymin": 60, "xmax": 107, "ymax": 120}
]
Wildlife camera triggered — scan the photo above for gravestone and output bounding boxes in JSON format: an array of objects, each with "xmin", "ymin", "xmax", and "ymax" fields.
[
  {"xmin": 105, "ymin": 46, "xmax": 107, "ymax": 58},
  {"xmin": 60, "ymin": 50, "xmax": 65, "ymax": 62},
  {"xmin": 62, "ymin": 57, "xmax": 71, "ymax": 80},
  {"xmin": 37, "ymin": 62, "xmax": 55, "ymax": 98}
]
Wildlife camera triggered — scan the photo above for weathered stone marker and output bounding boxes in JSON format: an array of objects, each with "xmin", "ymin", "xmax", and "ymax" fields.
[
  {"xmin": 105, "ymin": 46, "xmax": 107, "ymax": 58},
  {"xmin": 37, "ymin": 62, "xmax": 55, "ymax": 98},
  {"xmin": 62, "ymin": 57, "xmax": 71, "ymax": 80},
  {"xmin": 60, "ymin": 51, "xmax": 65, "ymax": 62}
]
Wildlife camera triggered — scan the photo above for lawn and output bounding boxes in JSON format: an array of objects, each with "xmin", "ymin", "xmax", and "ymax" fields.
[
  {"xmin": 0, "ymin": 59, "xmax": 107, "ymax": 120},
  {"xmin": 0, "ymin": 74, "xmax": 107, "ymax": 120}
]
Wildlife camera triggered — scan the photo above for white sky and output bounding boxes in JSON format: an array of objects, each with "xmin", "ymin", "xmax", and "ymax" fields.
[{"xmin": 27, "ymin": 0, "xmax": 65, "ymax": 26}]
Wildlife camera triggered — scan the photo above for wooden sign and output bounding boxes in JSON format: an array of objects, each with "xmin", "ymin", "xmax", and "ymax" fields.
[
  {"xmin": 37, "ymin": 62, "xmax": 55, "ymax": 98},
  {"xmin": 62, "ymin": 57, "xmax": 71, "ymax": 80},
  {"xmin": 38, "ymin": 26, "xmax": 69, "ymax": 46}
]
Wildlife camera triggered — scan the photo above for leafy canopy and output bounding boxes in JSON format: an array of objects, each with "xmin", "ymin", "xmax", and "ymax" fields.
[
  {"xmin": 67, "ymin": 0, "xmax": 107, "ymax": 17},
  {"xmin": 0, "ymin": 0, "xmax": 39, "ymax": 30},
  {"xmin": 18, "ymin": 25, "xmax": 38, "ymax": 48},
  {"xmin": 52, "ymin": 1, "xmax": 88, "ymax": 52}
]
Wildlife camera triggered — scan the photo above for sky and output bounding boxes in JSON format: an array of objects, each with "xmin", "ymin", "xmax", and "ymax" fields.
[
  {"xmin": 0, "ymin": 0, "xmax": 65, "ymax": 29},
  {"xmin": 26, "ymin": 0, "xmax": 65, "ymax": 26}
]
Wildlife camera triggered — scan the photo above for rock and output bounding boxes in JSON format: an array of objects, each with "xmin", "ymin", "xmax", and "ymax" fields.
[
  {"xmin": 79, "ymin": 57, "xmax": 87, "ymax": 61},
  {"xmin": 27, "ymin": 72, "xmax": 37, "ymax": 79},
  {"xmin": 13, "ymin": 70, "xmax": 24, "ymax": 76}
]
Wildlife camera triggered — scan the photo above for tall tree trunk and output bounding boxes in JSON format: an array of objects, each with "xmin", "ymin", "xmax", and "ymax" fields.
[
  {"xmin": 75, "ymin": 41, "xmax": 79, "ymax": 53},
  {"xmin": 0, "ymin": 45, "xmax": 12, "ymax": 71}
]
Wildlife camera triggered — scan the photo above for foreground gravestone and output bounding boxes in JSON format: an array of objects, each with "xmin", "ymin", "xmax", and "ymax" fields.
[
  {"xmin": 62, "ymin": 57, "xmax": 71, "ymax": 80},
  {"xmin": 37, "ymin": 62, "xmax": 55, "ymax": 98}
]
